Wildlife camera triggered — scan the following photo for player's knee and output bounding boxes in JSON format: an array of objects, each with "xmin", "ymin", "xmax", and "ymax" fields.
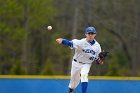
[{"xmin": 81, "ymin": 73, "xmax": 88, "ymax": 82}]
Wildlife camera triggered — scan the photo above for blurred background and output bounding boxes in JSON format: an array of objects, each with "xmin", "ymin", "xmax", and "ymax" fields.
[{"xmin": 0, "ymin": 0, "xmax": 140, "ymax": 76}]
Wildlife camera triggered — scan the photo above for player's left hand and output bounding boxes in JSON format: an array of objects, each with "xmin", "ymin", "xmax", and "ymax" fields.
[
  {"xmin": 99, "ymin": 51, "xmax": 109, "ymax": 60},
  {"xmin": 97, "ymin": 51, "xmax": 109, "ymax": 64},
  {"xmin": 98, "ymin": 57, "xmax": 103, "ymax": 64}
]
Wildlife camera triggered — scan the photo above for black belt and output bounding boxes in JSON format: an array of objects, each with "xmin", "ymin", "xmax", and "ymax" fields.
[{"xmin": 73, "ymin": 59, "xmax": 86, "ymax": 64}]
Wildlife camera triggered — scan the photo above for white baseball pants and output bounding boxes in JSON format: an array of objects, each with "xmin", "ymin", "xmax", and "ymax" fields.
[{"xmin": 68, "ymin": 61, "xmax": 92, "ymax": 89}]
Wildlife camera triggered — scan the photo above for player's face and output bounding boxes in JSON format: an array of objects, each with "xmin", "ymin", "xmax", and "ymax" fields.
[{"xmin": 85, "ymin": 32, "xmax": 96, "ymax": 42}]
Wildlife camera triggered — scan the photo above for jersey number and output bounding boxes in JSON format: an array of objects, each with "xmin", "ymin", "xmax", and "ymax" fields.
[{"xmin": 89, "ymin": 57, "xmax": 94, "ymax": 60}]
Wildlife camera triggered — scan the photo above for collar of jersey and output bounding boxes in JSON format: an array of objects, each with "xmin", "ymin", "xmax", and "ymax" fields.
[{"xmin": 87, "ymin": 39, "xmax": 95, "ymax": 45}]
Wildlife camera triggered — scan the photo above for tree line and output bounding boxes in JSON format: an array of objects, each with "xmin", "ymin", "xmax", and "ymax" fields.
[{"xmin": 0, "ymin": 0, "xmax": 140, "ymax": 76}]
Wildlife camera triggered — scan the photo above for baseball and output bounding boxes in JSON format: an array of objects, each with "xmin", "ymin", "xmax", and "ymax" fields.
[{"xmin": 47, "ymin": 26, "xmax": 52, "ymax": 30}]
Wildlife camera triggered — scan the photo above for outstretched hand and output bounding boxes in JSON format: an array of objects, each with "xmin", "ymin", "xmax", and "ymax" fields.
[{"xmin": 56, "ymin": 38, "xmax": 63, "ymax": 44}]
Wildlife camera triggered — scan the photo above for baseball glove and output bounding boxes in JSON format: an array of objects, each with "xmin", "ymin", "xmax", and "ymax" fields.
[{"xmin": 99, "ymin": 51, "xmax": 109, "ymax": 60}]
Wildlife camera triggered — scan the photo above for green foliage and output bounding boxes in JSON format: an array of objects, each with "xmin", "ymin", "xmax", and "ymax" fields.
[
  {"xmin": 41, "ymin": 58, "xmax": 54, "ymax": 75},
  {"xmin": 0, "ymin": 0, "xmax": 139, "ymax": 76},
  {"xmin": 106, "ymin": 51, "xmax": 130, "ymax": 76},
  {"xmin": 10, "ymin": 62, "xmax": 26, "ymax": 75},
  {"xmin": 106, "ymin": 53, "xmax": 120, "ymax": 76}
]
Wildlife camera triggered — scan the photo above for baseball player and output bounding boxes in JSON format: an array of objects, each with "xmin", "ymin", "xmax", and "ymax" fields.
[{"xmin": 56, "ymin": 26, "xmax": 104, "ymax": 93}]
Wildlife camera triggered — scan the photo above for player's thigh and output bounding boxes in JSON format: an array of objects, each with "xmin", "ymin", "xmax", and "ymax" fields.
[
  {"xmin": 80, "ymin": 64, "xmax": 91, "ymax": 82},
  {"xmin": 71, "ymin": 61, "xmax": 81, "ymax": 75},
  {"xmin": 81, "ymin": 63, "xmax": 91, "ymax": 75}
]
